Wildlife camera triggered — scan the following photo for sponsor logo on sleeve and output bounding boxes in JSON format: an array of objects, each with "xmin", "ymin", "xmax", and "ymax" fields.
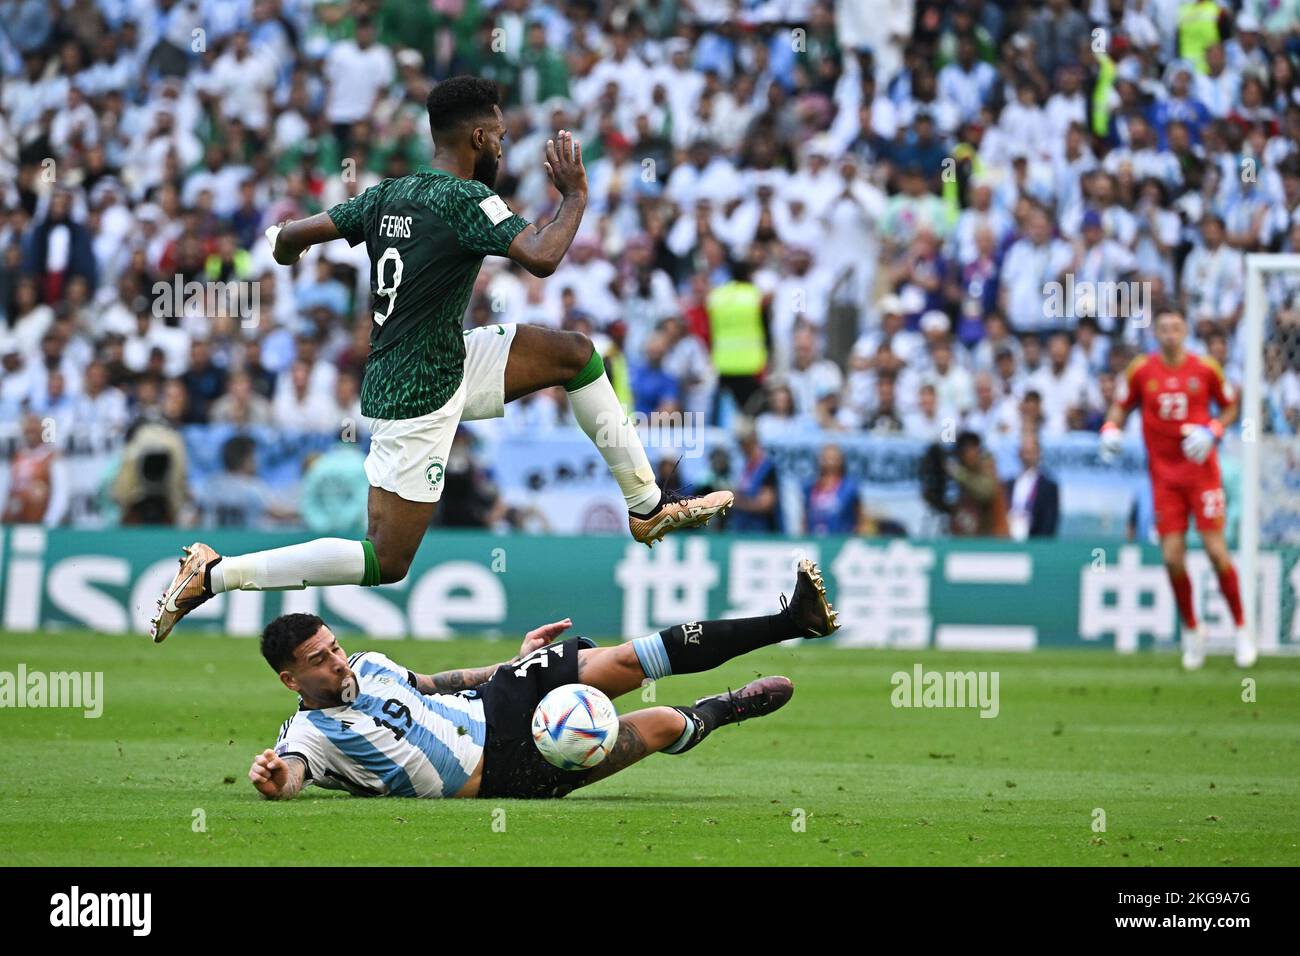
[{"xmin": 479, "ymin": 195, "xmax": 512, "ymax": 225}]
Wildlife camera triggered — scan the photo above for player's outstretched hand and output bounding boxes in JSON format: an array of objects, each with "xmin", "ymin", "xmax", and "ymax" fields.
[
  {"xmin": 519, "ymin": 618, "xmax": 572, "ymax": 658},
  {"xmin": 249, "ymin": 748, "xmax": 289, "ymax": 799},
  {"xmin": 543, "ymin": 130, "xmax": 587, "ymax": 199},
  {"xmin": 265, "ymin": 221, "xmax": 306, "ymax": 265},
  {"xmin": 1099, "ymin": 422, "xmax": 1124, "ymax": 462}
]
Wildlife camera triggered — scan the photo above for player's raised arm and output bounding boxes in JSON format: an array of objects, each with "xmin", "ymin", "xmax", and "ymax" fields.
[
  {"xmin": 507, "ymin": 130, "xmax": 587, "ymax": 277},
  {"xmin": 248, "ymin": 749, "xmax": 306, "ymax": 800},
  {"xmin": 264, "ymin": 213, "xmax": 343, "ymax": 265}
]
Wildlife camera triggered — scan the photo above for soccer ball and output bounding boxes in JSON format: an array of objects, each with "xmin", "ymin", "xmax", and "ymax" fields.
[{"xmin": 531, "ymin": 684, "xmax": 620, "ymax": 770}]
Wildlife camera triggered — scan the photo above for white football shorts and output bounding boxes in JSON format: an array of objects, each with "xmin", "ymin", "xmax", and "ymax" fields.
[{"xmin": 363, "ymin": 323, "xmax": 516, "ymax": 503}]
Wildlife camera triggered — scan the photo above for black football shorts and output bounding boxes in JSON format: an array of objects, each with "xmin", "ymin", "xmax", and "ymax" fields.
[{"xmin": 471, "ymin": 637, "xmax": 598, "ymax": 799}]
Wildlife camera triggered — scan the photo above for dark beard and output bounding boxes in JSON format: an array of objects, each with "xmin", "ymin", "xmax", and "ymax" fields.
[{"xmin": 472, "ymin": 152, "xmax": 499, "ymax": 187}]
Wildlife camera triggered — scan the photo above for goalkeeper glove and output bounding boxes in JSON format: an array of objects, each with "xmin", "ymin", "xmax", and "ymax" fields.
[
  {"xmin": 1099, "ymin": 422, "xmax": 1124, "ymax": 462},
  {"xmin": 1180, "ymin": 420, "xmax": 1223, "ymax": 465}
]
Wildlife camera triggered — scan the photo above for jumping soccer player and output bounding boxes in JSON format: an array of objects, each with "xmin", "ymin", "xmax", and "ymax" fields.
[
  {"xmin": 150, "ymin": 76, "xmax": 730, "ymax": 642},
  {"xmin": 246, "ymin": 561, "xmax": 839, "ymax": 800},
  {"xmin": 1100, "ymin": 310, "xmax": 1253, "ymax": 669}
]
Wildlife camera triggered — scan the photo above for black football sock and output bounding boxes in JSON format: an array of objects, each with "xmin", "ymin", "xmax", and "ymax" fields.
[
  {"xmin": 661, "ymin": 704, "xmax": 724, "ymax": 755},
  {"xmin": 629, "ymin": 612, "xmax": 795, "ymax": 680}
]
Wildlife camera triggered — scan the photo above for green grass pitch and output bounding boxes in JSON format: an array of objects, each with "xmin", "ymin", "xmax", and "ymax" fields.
[{"xmin": 1, "ymin": 631, "xmax": 1297, "ymax": 866}]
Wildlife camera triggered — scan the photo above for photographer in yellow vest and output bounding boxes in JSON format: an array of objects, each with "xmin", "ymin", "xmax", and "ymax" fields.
[{"xmin": 706, "ymin": 259, "xmax": 770, "ymax": 422}]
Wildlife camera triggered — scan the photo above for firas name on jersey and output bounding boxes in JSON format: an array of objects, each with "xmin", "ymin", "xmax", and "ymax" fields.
[{"xmin": 380, "ymin": 215, "xmax": 413, "ymax": 239}]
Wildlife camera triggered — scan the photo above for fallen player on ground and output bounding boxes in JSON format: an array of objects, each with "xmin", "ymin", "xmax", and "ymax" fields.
[{"xmin": 248, "ymin": 561, "xmax": 839, "ymax": 800}]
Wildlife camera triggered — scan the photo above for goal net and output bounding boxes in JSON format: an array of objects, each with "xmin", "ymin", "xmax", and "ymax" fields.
[{"xmin": 1241, "ymin": 254, "xmax": 1300, "ymax": 655}]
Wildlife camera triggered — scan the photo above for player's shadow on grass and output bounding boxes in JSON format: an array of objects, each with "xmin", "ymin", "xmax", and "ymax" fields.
[
  {"xmin": 259, "ymin": 793, "xmax": 737, "ymax": 805},
  {"xmin": 565, "ymin": 793, "xmax": 739, "ymax": 804}
]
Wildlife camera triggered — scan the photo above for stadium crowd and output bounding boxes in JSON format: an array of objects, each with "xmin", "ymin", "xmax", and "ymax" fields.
[{"xmin": 2, "ymin": 0, "xmax": 1300, "ymax": 534}]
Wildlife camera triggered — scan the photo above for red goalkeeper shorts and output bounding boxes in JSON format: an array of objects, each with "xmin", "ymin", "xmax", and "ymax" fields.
[{"xmin": 1152, "ymin": 471, "xmax": 1226, "ymax": 536}]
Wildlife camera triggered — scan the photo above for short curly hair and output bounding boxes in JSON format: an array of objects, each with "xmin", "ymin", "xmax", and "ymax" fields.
[
  {"xmin": 261, "ymin": 613, "xmax": 326, "ymax": 672},
  {"xmin": 425, "ymin": 75, "xmax": 501, "ymax": 139}
]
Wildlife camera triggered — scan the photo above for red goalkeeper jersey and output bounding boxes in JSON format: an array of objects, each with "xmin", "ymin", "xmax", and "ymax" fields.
[{"xmin": 1119, "ymin": 351, "xmax": 1234, "ymax": 482}]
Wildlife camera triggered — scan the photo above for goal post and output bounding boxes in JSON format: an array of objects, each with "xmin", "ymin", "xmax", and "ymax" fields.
[{"xmin": 1240, "ymin": 253, "xmax": 1300, "ymax": 653}]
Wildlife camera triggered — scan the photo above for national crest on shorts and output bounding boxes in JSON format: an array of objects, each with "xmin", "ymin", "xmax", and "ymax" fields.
[{"xmin": 425, "ymin": 457, "xmax": 445, "ymax": 489}]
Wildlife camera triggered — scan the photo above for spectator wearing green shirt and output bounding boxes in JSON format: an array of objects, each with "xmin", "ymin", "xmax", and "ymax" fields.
[{"xmin": 517, "ymin": 21, "xmax": 571, "ymax": 107}]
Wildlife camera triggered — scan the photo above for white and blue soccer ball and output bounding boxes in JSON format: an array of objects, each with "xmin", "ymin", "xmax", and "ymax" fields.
[{"xmin": 531, "ymin": 683, "xmax": 620, "ymax": 770}]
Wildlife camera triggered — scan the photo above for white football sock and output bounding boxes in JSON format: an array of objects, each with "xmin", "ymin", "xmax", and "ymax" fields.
[
  {"xmin": 210, "ymin": 538, "xmax": 366, "ymax": 593},
  {"xmin": 567, "ymin": 374, "xmax": 661, "ymax": 513}
]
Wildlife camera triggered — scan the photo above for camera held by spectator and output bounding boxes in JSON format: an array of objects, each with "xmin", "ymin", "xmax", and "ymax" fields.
[{"xmin": 918, "ymin": 430, "xmax": 1009, "ymax": 537}]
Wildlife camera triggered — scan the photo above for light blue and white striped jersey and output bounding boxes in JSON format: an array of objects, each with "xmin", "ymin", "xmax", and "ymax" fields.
[{"xmin": 274, "ymin": 651, "xmax": 487, "ymax": 798}]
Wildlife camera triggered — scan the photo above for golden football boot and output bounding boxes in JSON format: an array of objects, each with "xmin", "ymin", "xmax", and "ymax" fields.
[
  {"xmin": 150, "ymin": 542, "xmax": 220, "ymax": 643},
  {"xmin": 628, "ymin": 488, "xmax": 734, "ymax": 546}
]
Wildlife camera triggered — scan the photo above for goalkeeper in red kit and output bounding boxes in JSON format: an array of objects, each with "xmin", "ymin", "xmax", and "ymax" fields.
[{"xmin": 1099, "ymin": 310, "xmax": 1254, "ymax": 670}]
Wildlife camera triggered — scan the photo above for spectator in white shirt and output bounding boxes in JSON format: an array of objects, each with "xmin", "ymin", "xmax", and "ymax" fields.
[
  {"xmin": 924, "ymin": 336, "xmax": 975, "ymax": 419},
  {"xmin": 207, "ymin": 29, "xmax": 277, "ymax": 135},
  {"xmin": 1180, "ymin": 213, "xmax": 1245, "ymax": 337},
  {"xmin": 1000, "ymin": 204, "xmax": 1073, "ymax": 332},
  {"xmin": 1071, "ymin": 316, "xmax": 1111, "ymax": 376},
  {"xmin": 818, "ymin": 154, "xmax": 887, "ymax": 316},
  {"xmin": 768, "ymin": 247, "xmax": 833, "ymax": 372},
  {"xmin": 903, "ymin": 382, "xmax": 948, "ymax": 441},
  {"xmin": 972, "ymin": 311, "xmax": 1023, "ymax": 373},
  {"xmin": 1044, "ymin": 64, "xmax": 1088, "ymax": 144},
  {"xmin": 854, "ymin": 294, "xmax": 926, "ymax": 368},
  {"xmin": 49, "ymin": 85, "xmax": 99, "ymax": 154},
  {"xmin": 952, "ymin": 181, "xmax": 1013, "ymax": 268},
  {"xmin": 664, "ymin": 140, "xmax": 742, "ymax": 208},
  {"xmin": 323, "ymin": 18, "xmax": 394, "ymax": 146},
  {"xmin": 123, "ymin": 312, "xmax": 191, "ymax": 378},
  {"xmin": 785, "ymin": 326, "xmax": 844, "ymax": 417},
  {"xmin": 999, "ymin": 83, "xmax": 1051, "ymax": 162},
  {"xmin": 273, "ymin": 359, "xmax": 339, "ymax": 433},
  {"xmin": 1101, "ymin": 114, "xmax": 1182, "ymax": 190},
  {"xmin": 937, "ymin": 36, "xmax": 997, "ymax": 124},
  {"xmin": 69, "ymin": 359, "xmax": 129, "ymax": 446},
  {"xmin": 1195, "ymin": 43, "xmax": 1240, "ymax": 118},
  {"xmin": 1065, "ymin": 209, "xmax": 1138, "ymax": 332},
  {"xmin": 963, "ymin": 371, "xmax": 1019, "ymax": 441},
  {"xmin": 1028, "ymin": 332, "xmax": 1093, "ymax": 434}
]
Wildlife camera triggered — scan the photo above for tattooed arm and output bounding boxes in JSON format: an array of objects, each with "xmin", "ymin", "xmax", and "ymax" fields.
[
  {"xmin": 412, "ymin": 618, "xmax": 575, "ymax": 695},
  {"xmin": 414, "ymin": 664, "xmax": 502, "ymax": 695}
]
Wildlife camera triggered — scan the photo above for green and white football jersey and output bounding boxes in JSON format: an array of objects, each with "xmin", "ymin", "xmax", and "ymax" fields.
[{"xmin": 327, "ymin": 170, "xmax": 530, "ymax": 420}]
